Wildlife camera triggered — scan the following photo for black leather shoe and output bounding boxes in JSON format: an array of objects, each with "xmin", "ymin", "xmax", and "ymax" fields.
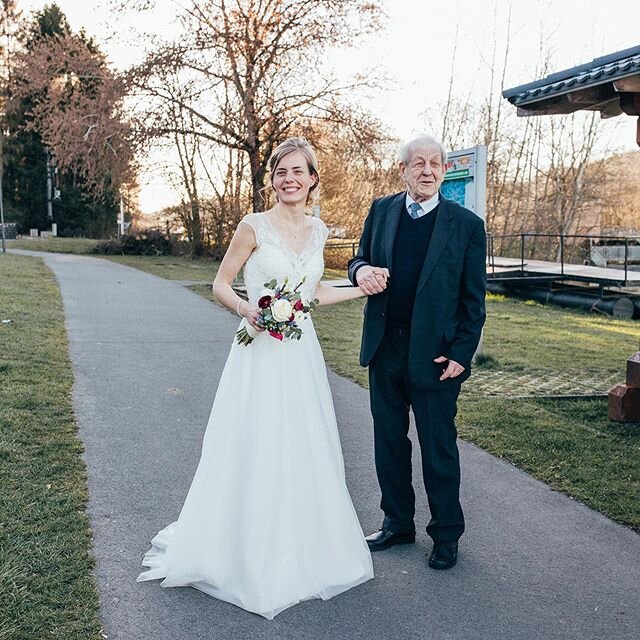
[
  {"xmin": 428, "ymin": 541, "xmax": 458, "ymax": 570},
  {"xmin": 365, "ymin": 528, "xmax": 415, "ymax": 552}
]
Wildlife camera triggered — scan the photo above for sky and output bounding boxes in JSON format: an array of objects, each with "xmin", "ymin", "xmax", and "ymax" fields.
[{"xmin": 19, "ymin": 0, "xmax": 640, "ymax": 213}]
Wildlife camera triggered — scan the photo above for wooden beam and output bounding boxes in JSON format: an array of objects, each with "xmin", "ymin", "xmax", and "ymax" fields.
[
  {"xmin": 566, "ymin": 85, "xmax": 615, "ymax": 104},
  {"xmin": 620, "ymin": 93, "xmax": 640, "ymax": 116},
  {"xmin": 516, "ymin": 95, "xmax": 583, "ymax": 116},
  {"xmin": 613, "ymin": 75, "xmax": 640, "ymax": 92},
  {"xmin": 598, "ymin": 98, "xmax": 624, "ymax": 119}
]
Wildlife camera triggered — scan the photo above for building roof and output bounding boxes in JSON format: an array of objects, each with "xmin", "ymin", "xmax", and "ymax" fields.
[{"xmin": 502, "ymin": 45, "xmax": 640, "ymax": 117}]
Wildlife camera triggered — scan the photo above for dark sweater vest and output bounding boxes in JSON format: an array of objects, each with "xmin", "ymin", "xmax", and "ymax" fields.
[{"xmin": 386, "ymin": 204, "xmax": 439, "ymax": 327}]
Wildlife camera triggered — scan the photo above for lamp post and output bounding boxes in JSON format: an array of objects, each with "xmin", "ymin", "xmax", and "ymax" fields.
[{"xmin": 46, "ymin": 148, "xmax": 56, "ymax": 222}]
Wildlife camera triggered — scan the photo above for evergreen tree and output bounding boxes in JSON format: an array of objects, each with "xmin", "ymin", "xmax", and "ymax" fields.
[{"xmin": 4, "ymin": 3, "xmax": 118, "ymax": 236}]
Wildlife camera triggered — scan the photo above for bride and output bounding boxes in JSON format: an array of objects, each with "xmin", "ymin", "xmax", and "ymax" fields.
[{"xmin": 137, "ymin": 137, "xmax": 377, "ymax": 619}]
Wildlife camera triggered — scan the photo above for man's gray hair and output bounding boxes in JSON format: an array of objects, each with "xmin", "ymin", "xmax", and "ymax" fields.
[{"xmin": 399, "ymin": 135, "xmax": 448, "ymax": 165}]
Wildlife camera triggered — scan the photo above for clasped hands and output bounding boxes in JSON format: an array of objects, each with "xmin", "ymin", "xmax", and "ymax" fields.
[
  {"xmin": 355, "ymin": 265, "xmax": 390, "ymax": 295},
  {"xmin": 356, "ymin": 266, "xmax": 465, "ymax": 380}
]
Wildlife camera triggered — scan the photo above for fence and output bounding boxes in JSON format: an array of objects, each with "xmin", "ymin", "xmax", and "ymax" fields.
[
  {"xmin": 0, "ymin": 223, "xmax": 18, "ymax": 240},
  {"xmin": 324, "ymin": 240, "xmax": 359, "ymax": 269},
  {"xmin": 487, "ymin": 233, "xmax": 640, "ymax": 284},
  {"xmin": 324, "ymin": 234, "xmax": 640, "ymax": 280}
]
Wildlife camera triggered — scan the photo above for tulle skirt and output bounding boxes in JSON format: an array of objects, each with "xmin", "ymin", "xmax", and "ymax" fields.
[{"xmin": 137, "ymin": 320, "xmax": 373, "ymax": 619}]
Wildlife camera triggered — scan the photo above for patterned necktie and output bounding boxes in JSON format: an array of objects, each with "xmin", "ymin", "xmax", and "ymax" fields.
[{"xmin": 408, "ymin": 202, "xmax": 422, "ymax": 219}]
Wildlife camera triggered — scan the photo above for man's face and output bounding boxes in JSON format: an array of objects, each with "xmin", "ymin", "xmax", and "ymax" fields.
[{"xmin": 399, "ymin": 145, "xmax": 446, "ymax": 202}]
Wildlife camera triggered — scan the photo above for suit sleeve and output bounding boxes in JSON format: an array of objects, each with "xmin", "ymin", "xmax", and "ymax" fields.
[
  {"xmin": 347, "ymin": 200, "xmax": 376, "ymax": 286},
  {"xmin": 445, "ymin": 219, "xmax": 487, "ymax": 370}
]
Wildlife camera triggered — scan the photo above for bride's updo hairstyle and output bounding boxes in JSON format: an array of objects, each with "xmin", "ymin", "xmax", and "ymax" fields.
[{"xmin": 267, "ymin": 137, "xmax": 320, "ymax": 205}]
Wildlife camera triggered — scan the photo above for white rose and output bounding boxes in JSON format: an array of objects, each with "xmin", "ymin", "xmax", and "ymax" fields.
[
  {"xmin": 271, "ymin": 298, "xmax": 293, "ymax": 322},
  {"xmin": 294, "ymin": 310, "xmax": 305, "ymax": 324}
]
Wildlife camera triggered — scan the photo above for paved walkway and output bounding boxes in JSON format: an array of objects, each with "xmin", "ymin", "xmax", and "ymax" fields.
[{"xmin": 13, "ymin": 249, "xmax": 640, "ymax": 640}]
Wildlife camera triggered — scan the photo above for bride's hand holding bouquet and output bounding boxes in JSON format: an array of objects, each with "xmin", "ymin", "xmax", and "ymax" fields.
[{"xmin": 236, "ymin": 277, "xmax": 318, "ymax": 346}]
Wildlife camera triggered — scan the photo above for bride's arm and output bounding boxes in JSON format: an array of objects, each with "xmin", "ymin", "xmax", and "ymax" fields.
[
  {"xmin": 313, "ymin": 282, "xmax": 366, "ymax": 306},
  {"xmin": 212, "ymin": 223, "xmax": 263, "ymax": 329}
]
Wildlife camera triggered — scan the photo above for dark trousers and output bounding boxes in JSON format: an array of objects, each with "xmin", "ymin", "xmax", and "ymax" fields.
[{"xmin": 368, "ymin": 325, "xmax": 464, "ymax": 543}]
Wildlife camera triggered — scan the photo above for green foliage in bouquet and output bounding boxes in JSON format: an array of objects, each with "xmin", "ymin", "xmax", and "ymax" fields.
[{"xmin": 236, "ymin": 277, "xmax": 319, "ymax": 346}]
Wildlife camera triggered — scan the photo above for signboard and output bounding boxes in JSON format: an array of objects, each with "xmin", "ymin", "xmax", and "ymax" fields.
[{"xmin": 440, "ymin": 145, "xmax": 487, "ymax": 220}]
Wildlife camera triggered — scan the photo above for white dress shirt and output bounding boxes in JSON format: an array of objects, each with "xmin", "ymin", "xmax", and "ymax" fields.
[{"xmin": 405, "ymin": 192, "xmax": 440, "ymax": 218}]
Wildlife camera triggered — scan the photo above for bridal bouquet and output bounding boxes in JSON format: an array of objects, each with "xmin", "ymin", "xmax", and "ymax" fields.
[{"xmin": 235, "ymin": 277, "xmax": 319, "ymax": 346}]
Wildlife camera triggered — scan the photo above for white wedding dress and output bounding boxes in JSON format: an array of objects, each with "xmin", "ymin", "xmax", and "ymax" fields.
[{"xmin": 137, "ymin": 212, "xmax": 373, "ymax": 619}]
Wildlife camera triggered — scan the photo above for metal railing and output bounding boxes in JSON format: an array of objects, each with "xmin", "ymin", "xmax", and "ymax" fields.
[
  {"xmin": 487, "ymin": 233, "xmax": 640, "ymax": 286},
  {"xmin": 325, "ymin": 240, "xmax": 359, "ymax": 256},
  {"xmin": 325, "ymin": 234, "xmax": 640, "ymax": 286}
]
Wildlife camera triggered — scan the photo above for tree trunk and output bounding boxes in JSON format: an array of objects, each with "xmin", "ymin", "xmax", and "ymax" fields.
[{"xmin": 250, "ymin": 148, "xmax": 266, "ymax": 212}]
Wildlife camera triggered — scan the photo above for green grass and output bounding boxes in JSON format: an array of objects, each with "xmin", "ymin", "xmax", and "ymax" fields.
[
  {"xmin": 104, "ymin": 255, "xmax": 220, "ymax": 282},
  {"xmin": 0, "ymin": 254, "xmax": 102, "ymax": 640},
  {"xmin": 104, "ymin": 255, "xmax": 344, "ymax": 283},
  {"xmin": 53, "ymin": 250, "xmax": 640, "ymax": 531},
  {"xmin": 116, "ymin": 258, "xmax": 640, "ymax": 530},
  {"xmin": 313, "ymin": 293, "xmax": 639, "ymax": 382},
  {"xmin": 480, "ymin": 294, "xmax": 639, "ymax": 376},
  {"xmin": 7, "ymin": 237, "xmax": 98, "ymax": 254},
  {"xmin": 457, "ymin": 397, "xmax": 639, "ymax": 530},
  {"xmin": 312, "ymin": 294, "xmax": 640, "ymax": 531},
  {"xmin": 124, "ymin": 258, "xmax": 640, "ymax": 530},
  {"xmin": 323, "ymin": 267, "xmax": 348, "ymax": 280}
]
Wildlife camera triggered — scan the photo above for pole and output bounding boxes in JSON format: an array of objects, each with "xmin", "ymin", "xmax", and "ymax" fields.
[
  {"xmin": 46, "ymin": 150, "xmax": 53, "ymax": 221},
  {"xmin": 0, "ymin": 126, "xmax": 5, "ymax": 253},
  {"xmin": 624, "ymin": 237, "xmax": 628, "ymax": 286},
  {"xmin": 118, "ymin": 195, "xmax": 124, "ymax": 239},
  {"xmin": 0, "ymin": 169, "xmax": 6, "ymax": 254}
]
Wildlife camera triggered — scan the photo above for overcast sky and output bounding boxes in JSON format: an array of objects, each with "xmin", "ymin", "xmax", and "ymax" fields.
[{"xmin": 20, "ymin": 0, "xmax": 640, "ymax": 212}]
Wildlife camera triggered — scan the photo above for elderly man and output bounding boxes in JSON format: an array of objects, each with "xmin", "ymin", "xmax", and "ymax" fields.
[{"xmin": 348, "ymin": 134, "xmax": 486, "ymax": 570}]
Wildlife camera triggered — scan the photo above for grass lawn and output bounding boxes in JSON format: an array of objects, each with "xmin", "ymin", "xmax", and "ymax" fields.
[
  {"xmin": 103, "ymin": 256, "xmax": 342, "ymax": 284},
  {"xmin": 6, "ymin": 237, "xmax": 99, "ymax": 254},
  {"xmin": 0, "ymin": 249, "xmax": 635, "ymax": 640},
  {"xmin": 135, "ymin": 256, "xmax": 639, "ymax": 530},
  {"xmin": 105, "ymin": 255, "xmax": 220, "ymax": 282},
  {"xmin": 312, "ymin": 294, "xmax": 640, "ymax": 531},
  {"xmin": 0, "ymin": 254, "xmax": 102, "ymax": 640},
  {"xmin": 6, "ymin": 239, "xmax": 344, "ymax": 283},
  {"xmin": 182, "ymin": 279, "xmax": 640, "ymax": 529}
]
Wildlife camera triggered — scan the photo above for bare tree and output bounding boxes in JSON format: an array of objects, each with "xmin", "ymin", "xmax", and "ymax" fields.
[
  {"xmin": 127, "ymin": 0, "xmax": 384, "ymax": 211},
  {"xmin": 314, "ymin": 121, "xmax": 398, "ymax": 234},
  {"xmin": 421, "ymin": 11, "xmax": 614, "ymax": 262},
  {"xmin": 199, "ymin": 145, "xmax": 249, "ymax": 258}
]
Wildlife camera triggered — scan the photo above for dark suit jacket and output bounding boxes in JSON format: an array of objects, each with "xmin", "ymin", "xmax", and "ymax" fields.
[{"xmin": 348, "ymin": 192, "xmax": 487, "ymax": 390}]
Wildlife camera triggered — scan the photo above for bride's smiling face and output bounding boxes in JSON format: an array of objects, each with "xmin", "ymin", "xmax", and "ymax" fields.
[{"xmin": 271, "ymin": 151, "xmax": 317, "ymax": 204}]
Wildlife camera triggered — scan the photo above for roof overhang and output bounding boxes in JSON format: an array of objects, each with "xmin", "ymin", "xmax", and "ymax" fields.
[{"xmin": 502, "ymin": 45, "xmax": 640, "ymax": 119}]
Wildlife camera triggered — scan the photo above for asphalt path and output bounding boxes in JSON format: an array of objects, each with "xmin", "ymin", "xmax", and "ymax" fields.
[{"xmin": 13, "ymin": 249, "xmax": 640, "ymax": 640}]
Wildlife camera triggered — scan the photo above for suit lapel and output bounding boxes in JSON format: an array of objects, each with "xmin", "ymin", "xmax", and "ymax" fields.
[
  {"xmin": 384, "ymin": 192, "xmax": 405, "ymax": 272},
  {"xmin": 416, "ymin": 196, "xmax": 455, "ymax": 293}
]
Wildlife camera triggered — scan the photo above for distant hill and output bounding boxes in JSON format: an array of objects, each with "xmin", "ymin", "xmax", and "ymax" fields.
[{"xmin": 596, "ymin": 150, "xmax": 640, "ymax": 234}]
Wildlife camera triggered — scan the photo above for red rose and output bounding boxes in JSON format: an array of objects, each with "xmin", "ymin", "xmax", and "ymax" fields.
[
  {"xmin": 293, "ymin": 299, "xmax": 304, "ymax": 311},
  {"xmin": 269, "ymin": 330, "xmax": 284, "ymax": 341},
  {"xmin": 258, "ymin": 295, "xmax": 272, "ymax": 309}
]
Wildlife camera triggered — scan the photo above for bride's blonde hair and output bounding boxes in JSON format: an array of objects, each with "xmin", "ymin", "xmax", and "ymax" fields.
[{"xmin": 265, "ymin": 137, "xmax": 320, "ymax": 206}]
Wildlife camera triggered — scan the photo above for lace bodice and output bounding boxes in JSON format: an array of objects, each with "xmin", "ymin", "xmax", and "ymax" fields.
[{"xmin": 240, "ymin": 213, "xmax": 328, "ymax": 304}]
